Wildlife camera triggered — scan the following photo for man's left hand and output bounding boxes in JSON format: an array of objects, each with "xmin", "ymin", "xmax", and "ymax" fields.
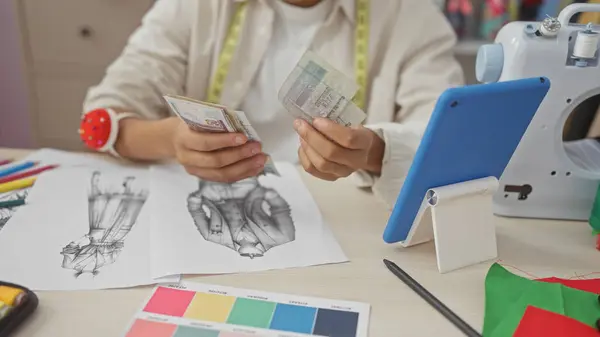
[{"xmin": 294, "ymin": 117, "xmax": 385, "ymax": 181}]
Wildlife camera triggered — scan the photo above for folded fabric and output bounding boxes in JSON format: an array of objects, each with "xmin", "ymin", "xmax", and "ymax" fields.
[
  {"xmin": 483, "ymin": 263, "xmax": 600, "ymax": 337},
  {"xmin": 537, "ymin": 276, "xmax": 600, "ymax": 294},
  {"xmin": 513, "ymin": 306, "xmax": 600, "ymax": 337}
]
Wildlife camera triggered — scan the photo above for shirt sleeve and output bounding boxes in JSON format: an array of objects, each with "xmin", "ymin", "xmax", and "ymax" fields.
[
  {"xmin": 349, "ymin": 0, "xmax": 465, "ymax": 209},
  {"xmin": 82, "ymin": 0, "xmax": 192, "ymax": 119}
]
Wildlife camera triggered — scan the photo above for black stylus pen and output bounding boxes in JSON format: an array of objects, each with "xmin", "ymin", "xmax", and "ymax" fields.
[{"xmin": 383, "ymin": 259, "xmax": 482, "ymax": 337}]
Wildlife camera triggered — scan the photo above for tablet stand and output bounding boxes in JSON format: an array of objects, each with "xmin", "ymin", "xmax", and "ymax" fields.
[{"xmin": 403, "ymin": 176, "xmax": 499, "ymax": 273}]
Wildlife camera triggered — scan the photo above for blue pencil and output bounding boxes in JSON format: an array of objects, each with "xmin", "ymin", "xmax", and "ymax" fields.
[{"xmin": 0, "ymin": 161, "xmax": 37, "ymax": 179}]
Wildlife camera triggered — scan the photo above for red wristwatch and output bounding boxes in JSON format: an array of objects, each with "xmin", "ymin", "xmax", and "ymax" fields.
[{"xmin": 79, "ymin": 108, "xmax": 137, "ymax": 157}]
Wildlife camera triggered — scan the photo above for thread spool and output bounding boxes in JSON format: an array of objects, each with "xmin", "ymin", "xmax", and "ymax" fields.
[
  {"xmin": 539, "ymin": 17, "xmax": 561, "ymax": 37},
  {"xmin": 573, "ymin": 29, "xmax": 599, "ymax": 59}
]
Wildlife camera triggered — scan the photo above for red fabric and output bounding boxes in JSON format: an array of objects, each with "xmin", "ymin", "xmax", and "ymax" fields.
[
  {"xmin": 513, "ymin": 306, "xmax": 599, "ymax": 337},
  {"xmin": 537, "ymin": 277, "xmax": 600, "ymax": 294},
  {"xmin": 80, "ymin": 109, "xmax": 112, "ymax": 150},
  {"xmin": 596, "ymin": 234, "xmax": 600, "ymax": 251}
]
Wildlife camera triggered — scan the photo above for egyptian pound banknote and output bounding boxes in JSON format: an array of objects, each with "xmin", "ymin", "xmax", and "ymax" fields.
[
  {"xmin": 278, "ymin": 50, "xmax": 367, "ymax": 127},
  {"xmin": 163, "ymin": 95, "xmax": 280, "ymax": 177}
]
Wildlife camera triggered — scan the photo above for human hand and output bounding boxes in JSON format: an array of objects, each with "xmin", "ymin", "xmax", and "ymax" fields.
[
  {"xmin": 294, "ymin": 118, "xmax": 385, "ymax": 181},
  {"xmin": 172, "ymin": 119, "xmax": 267, "ymax": 183}
]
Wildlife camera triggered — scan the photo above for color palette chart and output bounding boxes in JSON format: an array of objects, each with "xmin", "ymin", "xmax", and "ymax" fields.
[{"xmin": 123, "ymin": 282, "xmax": 370, "ymax": 337}]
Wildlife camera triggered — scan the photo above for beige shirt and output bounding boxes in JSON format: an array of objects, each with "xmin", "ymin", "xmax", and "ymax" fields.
[{"xmin": 83, "ymin": 0, "xmax": 465, "ymax": 209}]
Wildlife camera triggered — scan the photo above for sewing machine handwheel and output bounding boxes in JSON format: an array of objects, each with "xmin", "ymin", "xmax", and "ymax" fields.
[{"xmin": 476, "ymin": 44, "xmax": 504, "ymax": 83}]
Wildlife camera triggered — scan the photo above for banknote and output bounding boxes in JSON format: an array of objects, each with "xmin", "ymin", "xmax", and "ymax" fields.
[
  {"xmin": 163, "ymin": 95, "xmax": 280, "ymax": 177},
  {"xmin": 278, "ymin": 50, "xmax": 367, "ymax": 127},
  {"xmin": 164, "ymin": 97, "xmax": 235, "ymax": 133}
]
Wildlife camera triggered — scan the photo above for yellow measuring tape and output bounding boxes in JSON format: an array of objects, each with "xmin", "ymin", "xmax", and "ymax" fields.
[
  {"xmin": 353, "ymin": 0, "xmax": 369, "ymax": 110},
  {"xmin": 206, "ymin": 0, "xmax": 370, "ymax": 110}
]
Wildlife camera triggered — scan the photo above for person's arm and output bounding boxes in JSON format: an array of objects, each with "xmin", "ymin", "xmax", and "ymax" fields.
[
  {"xmin": 114, "ymin": 116, "xmax": 179, "ymax": 161},
  {"xmin": 350, "ymin": 0, "xmax": 465, "ymax": 208},
  {"xmin": 82, "ymin": 0, "xmax": 193, "ymax": 161}
]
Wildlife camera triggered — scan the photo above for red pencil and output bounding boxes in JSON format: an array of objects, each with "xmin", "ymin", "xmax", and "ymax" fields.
[
  {"xmin": 0, "ymin": 159, "xmax": 13, "ymax": 166},
  {"xmin": 0, "ymin": 164, "xmax": 59, "ymax": 184}
]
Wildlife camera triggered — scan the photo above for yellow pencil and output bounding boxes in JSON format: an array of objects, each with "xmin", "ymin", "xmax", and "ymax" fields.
[{"xmin": 0, "ymin": 177, "xmax": 36, "ymax": 194}]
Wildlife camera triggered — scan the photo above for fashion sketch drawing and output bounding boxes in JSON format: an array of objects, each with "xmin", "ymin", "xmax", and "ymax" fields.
[
  {"xmin": 60, "ymin": 171, "xmax": 148, "ymax": 277},
  {"xmin": 0, "ymin": 189, "xmax": 29, "ymax": 231},
  {"xmin": 187, "ymin": 177, "xmax": 296, "ymax": 258}
]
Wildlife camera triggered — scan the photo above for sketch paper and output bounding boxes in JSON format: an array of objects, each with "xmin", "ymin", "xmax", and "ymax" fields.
[
  {"xmin": 0, "ymin": 148, "xmax": 124, "ymax": 225},
  {"xmin": 148, "ymin": 162, "xmax": 348, "ymax": 278},
  {"xmin": 21, "ymin": 148, "xmax": 126, "ymax": 168},
  {"xmin": 0, "ymin": 167, "xmax": 179, "ymax": 291},
  {"xmin": 0, "ymin": 189, "xmax": 29, "ymax": 231}
]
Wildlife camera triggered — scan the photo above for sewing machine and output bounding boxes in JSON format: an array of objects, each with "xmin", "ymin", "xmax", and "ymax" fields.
[{"xmin": 476, "ymin": 3, "xmax": 600, "ymax": 221}]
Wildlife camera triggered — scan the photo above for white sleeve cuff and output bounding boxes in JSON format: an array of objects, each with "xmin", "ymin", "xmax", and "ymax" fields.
[{"xmin": 348, "ymin": 122, "xmax": 427, "ymax": 209}]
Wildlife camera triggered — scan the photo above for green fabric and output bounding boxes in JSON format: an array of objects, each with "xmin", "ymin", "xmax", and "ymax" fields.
[
  {"xmin": 589, "ymin": 183, "xmax": 600, "ymax": 232},
  {"xmin": 483, "ymin": 263, "xmax": 600, "ymax": 337}
]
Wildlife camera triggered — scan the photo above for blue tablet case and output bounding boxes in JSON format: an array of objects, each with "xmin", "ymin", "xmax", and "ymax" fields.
[{"xmin": 383, "ymin": 77, "xmax": 551, "ymax": 244}]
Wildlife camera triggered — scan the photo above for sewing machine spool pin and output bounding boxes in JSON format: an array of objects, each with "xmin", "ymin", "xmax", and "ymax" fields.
[{"xmin": 571, "ymin": 23, "xmax": 599, "ymax": 67}]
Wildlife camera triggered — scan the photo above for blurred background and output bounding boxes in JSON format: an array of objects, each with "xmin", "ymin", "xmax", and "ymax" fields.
[{"xmin": 0, "ymin": 0, "xmax": 598, "ymax": 151}]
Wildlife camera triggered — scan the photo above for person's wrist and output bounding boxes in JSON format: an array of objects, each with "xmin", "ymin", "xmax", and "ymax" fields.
[
  {"xmin": 363, "ymin": 130, "xmax": 385, "ymax": 175},
  {"xmin": 115, "ymin": 117, "xmax": 179, "ymax": 160},
  {"xmin": 158, "ymin": 117, "xmax": 179, "ymax": 158}
]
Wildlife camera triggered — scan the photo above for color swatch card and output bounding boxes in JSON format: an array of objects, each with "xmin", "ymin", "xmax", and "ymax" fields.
[{"xmin": 124, "ymin": 282, "xmax": 370, "ymax": 337}]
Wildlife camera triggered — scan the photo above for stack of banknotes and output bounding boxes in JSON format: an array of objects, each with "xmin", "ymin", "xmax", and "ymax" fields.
[
  {"xmin": 164, "ymin": 50, "xmax": 366, "ymax": 176},
  {"xmin": 163, "ymin": 95, "xmax": 281, "ymax": 176}
]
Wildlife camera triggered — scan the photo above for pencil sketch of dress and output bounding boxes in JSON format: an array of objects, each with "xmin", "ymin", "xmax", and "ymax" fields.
[
  {"xmin": 187, "ymin": 177, "xmax": 295, "ymax": 259},
  {"xmin": 0, "ymin": 189, "xmax": 29, "ymax": 231},
  {"xmin": 60, "ymin": 171, "xmax": 148, "ymax": 277}
]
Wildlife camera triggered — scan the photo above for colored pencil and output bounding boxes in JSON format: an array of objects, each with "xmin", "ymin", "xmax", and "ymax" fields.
[
  {"xmin": 0, "ymin": 198, "xmax": 25, "ymax": 210},
  {"xmin": 383, "ymin": 259, "xmax": 482, "ymax": 337},
  {"xmin": 0, "ymin": 161, "xmax": 37, "ymax": 179},
  {"xmin": 0, "ymin": 177, "xmax": 36, "ymax": 194},
  {"xmin": 0, "ymin": 164, "xmax": 58, "ymax": 184},
  {"xmin": 0, "ymin": 160, "xmax": 13, "ymax": 167}
]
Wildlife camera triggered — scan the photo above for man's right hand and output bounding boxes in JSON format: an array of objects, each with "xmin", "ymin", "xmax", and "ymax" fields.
[{"xmin": 172, "ymin": 119, "xmax": 267, "ymax": 183}]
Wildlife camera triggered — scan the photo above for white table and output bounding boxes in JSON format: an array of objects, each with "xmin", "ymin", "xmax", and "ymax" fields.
[{"xmin": 1, "ymin": 148, "xmax": 598, "ymax": 337}]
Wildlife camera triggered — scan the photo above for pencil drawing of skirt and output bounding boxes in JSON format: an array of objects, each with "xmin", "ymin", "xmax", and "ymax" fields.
[
  {"xmin": 0, "ymin": 189, "xmax": 29, "ymax": 231},
  {"xmin": 187, "ymin": 178, "xmax": 296, "ymax": 259},
  {"xmin": 61, "ymin": 178, "xmax": 147, "ymax": 277}
]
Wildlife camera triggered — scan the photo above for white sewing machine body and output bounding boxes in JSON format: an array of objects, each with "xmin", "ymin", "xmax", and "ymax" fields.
[{"xmin": 476, "ymin": 3, "xmax": 600, "ymax": 221}]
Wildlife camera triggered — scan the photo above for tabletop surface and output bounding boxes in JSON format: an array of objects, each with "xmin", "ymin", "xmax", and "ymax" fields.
[{"xmin": 1, "ymin": 148, "xmax": 598, "ymax": 337}]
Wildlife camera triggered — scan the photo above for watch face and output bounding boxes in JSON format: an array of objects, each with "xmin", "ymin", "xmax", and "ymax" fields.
[{"xmin": 79, "ymin": 109, "xmax": 113, "ymax": 150}]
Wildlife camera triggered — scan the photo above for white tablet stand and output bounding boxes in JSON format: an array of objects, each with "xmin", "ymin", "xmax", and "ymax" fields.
[{"xmin": 402, "ymin": 177, "xmax": 499, "ymax": 273}]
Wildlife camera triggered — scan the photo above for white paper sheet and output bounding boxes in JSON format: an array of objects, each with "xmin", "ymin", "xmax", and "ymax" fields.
[
  {"xmin": 149, "ymin": 162, "xmax": 348, "ymax": 278},
  {"xmin": 122, "ymin": 282, "xmax": 370, "ymax": 337},
  {"xmin": 0, "ymin": 166, "xmax": 179, "ymax": 290},
  {"xmin": 21, "ymin": 148, "xmax": 125, "ymax": 167},
  {"xmin": 2, "ymin": 148, "xmax": 137, "ymax": 218},
  {"xmin": 0, "ymin": 189, "xmax": 28, "ymax": 231}
]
